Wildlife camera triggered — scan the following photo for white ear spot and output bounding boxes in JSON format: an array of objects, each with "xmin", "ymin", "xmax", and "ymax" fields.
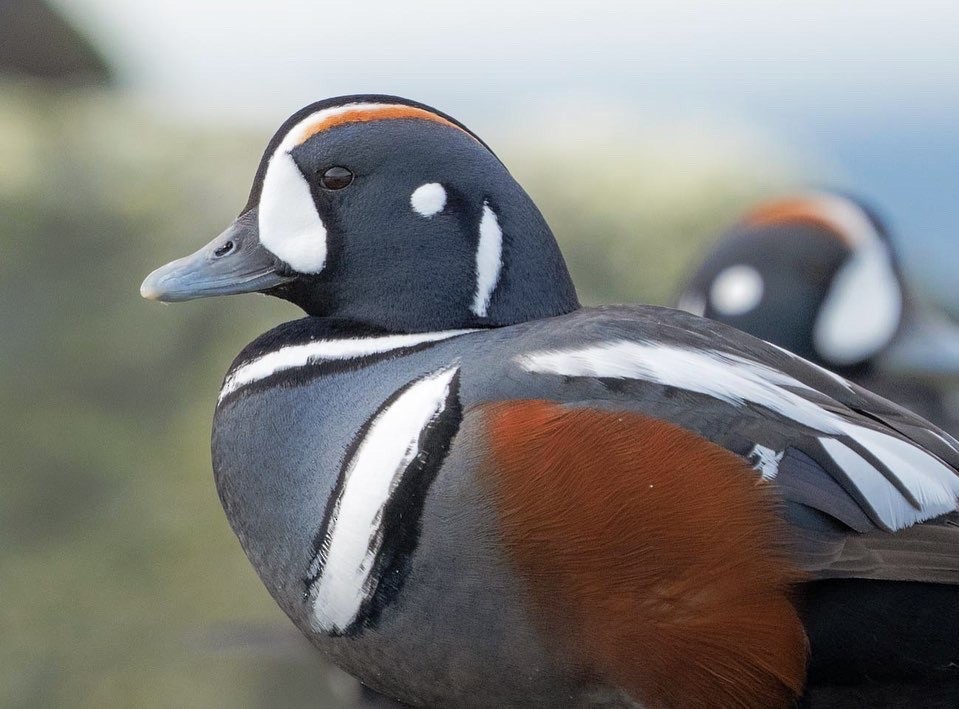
[
  {"xmin": 710, "ymin": 265, "xmax": 764, "ymax": 316},
  {"xmin": 410, "ymin": 183, "xmax": 447, "ymax": 217}
]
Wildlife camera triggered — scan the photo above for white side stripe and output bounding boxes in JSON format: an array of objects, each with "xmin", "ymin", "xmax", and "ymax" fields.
[
  {"xmin": 310, "ymin": 367, "xmax": 459, "ymax": 633},
  {"xmin": 749, "ymin": 444, "xmax": 784, "ymax": 481},
  {"xmin": 219, "ymin": 330, "xmax": 474, "ymax": 400},
  {"xmin": 517, "ymin": 341, "xmax": 959, "ymax": 530},
  {"xmin": 471, "ymin": 203, "xmax": 503, "ymax": 317}
]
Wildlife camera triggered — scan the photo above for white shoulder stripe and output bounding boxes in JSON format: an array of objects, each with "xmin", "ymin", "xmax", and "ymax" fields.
[
  {"xmin": 310, "ymin": 366, "xmax": 459, "ymax": 634},
  {"xmin": 471, "ymin": 202, "xmax": 503, "ymax": 317},
  {"xmin": 220, "ymin": 329, "xmax": 474, "ymax": 400},
  {"xmin": 517, "ymin": 340, "xmax": 959, "ymax": 530}
]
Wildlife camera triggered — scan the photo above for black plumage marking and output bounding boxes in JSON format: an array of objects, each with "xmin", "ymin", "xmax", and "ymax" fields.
[
  {"xmin": 801, "ymin": 578, "xmax": 959, "ymax": 686},
  {"xmin": 304, "ymin": 370, "xmax": 463, "ymax": 636}
]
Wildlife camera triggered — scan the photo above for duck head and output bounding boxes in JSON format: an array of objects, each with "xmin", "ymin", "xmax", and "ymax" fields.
[
  {"xmin": 141, "ymin": 95, "xmax": 579, "ymax": 332},
  {"xmin": 678, "ymin": 192, "xmax": 906, "ymax": 375}
]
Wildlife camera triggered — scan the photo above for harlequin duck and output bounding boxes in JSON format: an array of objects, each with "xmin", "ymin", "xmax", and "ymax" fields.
[
  {"xmin": 677, "ymin": 192, "xmax": 959, "ymax": 434},
  {"xmin": 142, "ymin": 96, "xmax": 959, "ymax": 708}
]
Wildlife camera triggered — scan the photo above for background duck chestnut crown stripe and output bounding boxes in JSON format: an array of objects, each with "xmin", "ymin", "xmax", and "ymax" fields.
[{"xmin": 742, "ymin": 192, "xmax": 880, "ymax": 248}]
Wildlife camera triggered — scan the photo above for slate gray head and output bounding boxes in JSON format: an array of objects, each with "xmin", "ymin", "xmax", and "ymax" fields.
[
  {"xmin": 141, "ymin": 95, "xmax": 579, "ymax": 332},
  {"xmin": 677, "ymin": 191, "xmax": 905, "ymax": 374}
]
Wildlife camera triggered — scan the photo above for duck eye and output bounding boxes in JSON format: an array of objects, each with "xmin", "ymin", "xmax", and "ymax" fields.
[{"xmin": 319, "ymin": 166, "xmax": 354, "ymax": 190}]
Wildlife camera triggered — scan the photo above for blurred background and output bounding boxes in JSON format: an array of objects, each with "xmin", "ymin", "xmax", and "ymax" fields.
[{"xmin": 2, "ymin": 1, "xmax": 958, "ymax": 707}]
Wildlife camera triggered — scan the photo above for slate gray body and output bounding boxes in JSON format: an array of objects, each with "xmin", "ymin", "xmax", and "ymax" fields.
[{"xmin": 212, "ymin": 305, "xmax": 959, "ymax": 707}]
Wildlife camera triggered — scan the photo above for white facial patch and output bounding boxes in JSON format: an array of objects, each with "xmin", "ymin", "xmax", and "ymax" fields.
[
  {"xmin": 709, "ymin": 265, "xmax": 764, "ymax": 316},
  {"xmin": 258, "ymin": 114, "xmax": 330, "ymax": 273},
  {"xmin": 309, "ymin": 366, "xmax": 460, "ymax": 634},
  {"xmin": 218, "ymin": 329, "xmax": 475, "ymax": 401},
  {"xmin": 471, "ymin": 202, "xmax": 503, "ymax": 318},
  {"xmin": 517, "ymin": 340, "xmax": 959, "ymax": 531},
  {"xmin": 410, "ymin": 183, "xmax": 447, "ymax": 217},
  {"xmin": 776, "ymin": 191, "xmax": 903, "ymax": 366},
  {"xmin": 813, "ymin": 238, "xmax": 902, "ymax": 366}
]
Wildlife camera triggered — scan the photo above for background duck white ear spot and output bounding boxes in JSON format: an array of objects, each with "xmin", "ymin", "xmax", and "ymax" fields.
[
  {"xmin": 410, "ymin": 183, "xmax": 447, "ymax": 217},
  {"xmin": 710, "ymin": 265, "xmax": 764, "ymax": 316}
]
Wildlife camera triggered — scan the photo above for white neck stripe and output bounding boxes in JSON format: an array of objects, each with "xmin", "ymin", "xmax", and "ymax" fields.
[
  {"xmin": 219, "ymin": 330, "xmax": 475, "ymax": 401},
  {"xmin": 471, "ymin": 203, "xmax": 503, "ymax": 317},
  {"xmin": 309, "ymin": 366, "xmax": 459, "ymax": 633}
]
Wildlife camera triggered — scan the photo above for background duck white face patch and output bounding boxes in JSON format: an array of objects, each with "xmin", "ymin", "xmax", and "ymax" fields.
[
  {"xmin": 306, "ymin": 366, "xmax": 462, "ymax": 635},
  {"xmin": 410, "ymin": 183, "xmax": 447, "ymax": 217},
  {"xmin": 813, "ymin": 240, "xmax": 902, "ymax": 365}
]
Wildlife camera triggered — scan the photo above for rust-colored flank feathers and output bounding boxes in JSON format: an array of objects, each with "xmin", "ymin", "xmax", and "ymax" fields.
[
  {"xmin": 296, "ymin": 105, "xmax": 471, "ymax": 146},
  {"xmin": 481, "ymin": 401, "xmax": 808, "ymax": 709},
  {"xmin": 743, "ymin": 198, "xmax": 855, "ymax": 246}
]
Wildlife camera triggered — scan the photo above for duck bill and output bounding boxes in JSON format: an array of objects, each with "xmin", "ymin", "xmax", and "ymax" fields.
[
  {"xmin": 140, "ymin": 211, "xmax": 291, "ymax": 302},
  {"xmin": 878, "ymin": 308, "xmax": 959, "ymax": 381}
]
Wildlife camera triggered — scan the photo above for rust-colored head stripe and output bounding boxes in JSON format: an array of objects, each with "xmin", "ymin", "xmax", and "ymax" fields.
[
  {"xmin": 743, "ymin": 197, "xmax": 856, "ymax": 247},
  {"xmin": 480, "ymin": 400, "xmax": 808, "ymax": 709},
  {"xmin": 294, "ymin": 104, "xmax": 474, "ymax": 147}
]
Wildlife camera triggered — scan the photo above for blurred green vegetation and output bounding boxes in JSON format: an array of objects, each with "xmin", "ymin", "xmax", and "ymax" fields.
[{"xmin": 0, "ymin": 82, "xmax": 794, "ymax": 708}]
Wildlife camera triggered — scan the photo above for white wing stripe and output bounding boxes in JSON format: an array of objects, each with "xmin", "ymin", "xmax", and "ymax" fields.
[{"xmin": 518, "ymin": 340, "xmax": 959, "ymax": 530}]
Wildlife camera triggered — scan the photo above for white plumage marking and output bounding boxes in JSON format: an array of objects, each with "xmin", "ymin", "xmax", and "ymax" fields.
[
  {"xmin": 471, "ymin": 202, "xmax": 503, "ymax": 317},
  {"xmin": 517, "ymin": 340, "xmax": 959, "ymax": 530},
  {"xmin": 788, "ymin": 191, "xmax": 904, "ymax": 366},
  {"xmin": 749, "ymin": 444, "xmax": 784, "ymax": 480},
  {"xmin": 259, "ymin": 151, "xmax": 328, "ymax": 273},
  {"xmin": 258, "ymin": 102, "xmax": 407, "ymax": 274},
  {"xmin": 410, "ymin": 183, "xmax": 447, "ymax": 217},
  {"xmin": 710, "ymin": 264, "xmax": 764, "ymax": 316},
  {"xmin": 813, "ymin": 237, "xmax": 902, "ymax": 365},
  {"xmin": 219, "ymin": 330, "xmax": 474, "ymax": 400},
  {"xmin": 310, "ymin": 367, "xmax": 459, "ymax": 633}
]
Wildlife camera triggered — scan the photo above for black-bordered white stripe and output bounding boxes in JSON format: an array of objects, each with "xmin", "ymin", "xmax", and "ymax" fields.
[
  {"xmin": 471, "ymin": 202, "xmax": 503, "ymax": 317},
  {"xmin": 517, "ymin": 340, "xmax": 959, "ymax": 531},
  {"xmin": 305, "ymin": 366, "xmax": 462, "ymax": 635},
  {"xmin": 219, "ymin": 330, "xmax": 474, "ymax": 401}
]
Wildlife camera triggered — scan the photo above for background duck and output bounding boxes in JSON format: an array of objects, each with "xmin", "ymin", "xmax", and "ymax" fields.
[
  {"xmin": 142, "ymin": 97, "xmax": 959, "ymax": 708},
  {"xmin": 678, "ymin": 191, "xmax": 959, "ymax": 435}
]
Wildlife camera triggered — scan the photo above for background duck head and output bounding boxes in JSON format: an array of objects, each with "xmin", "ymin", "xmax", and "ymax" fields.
[
  {"xmin": 678, "ymin": 191, "xmax": 959, "ymax": 429},
  {"xmin": 141, "ymin": 94, "xmax": 579, "ymax": 333},
  {"xmin": 680, "ymin": 191, "xmax": 959, "ymax": 373}
]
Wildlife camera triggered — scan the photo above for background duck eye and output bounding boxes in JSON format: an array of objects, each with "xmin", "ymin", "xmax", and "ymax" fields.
[{"xmin": 319, "ymin": 166, "xmax": 354, "ymax": 190}]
